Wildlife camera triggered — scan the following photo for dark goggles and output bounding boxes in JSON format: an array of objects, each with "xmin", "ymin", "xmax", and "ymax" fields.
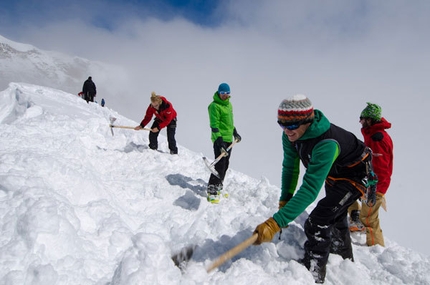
[
  {"xmin": 277, "ymin": 120, "xmax": 303, "ymax": 131},
  {"xmin": 219, "ymin": 91, "xmax": 230, "ymax": 95}
]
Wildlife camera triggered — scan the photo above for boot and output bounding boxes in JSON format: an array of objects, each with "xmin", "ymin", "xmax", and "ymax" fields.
[
  {"xmin": 206, "ymin": 185, "xmax": 220, "ymax": 204},
  {"xmin": 313, "ymin": 264, "xmax": 326, "ymax": 284},
  {"xmin": 349, "ymin": 210, "xmax": 365, "ymax": 232},
  {"xmin": 216, "ymin": 183, "xmax": 228, "ymax": 198},
  {"xmin": 298, "ymin": 257, "xmax": 326, "ymax": 284}
]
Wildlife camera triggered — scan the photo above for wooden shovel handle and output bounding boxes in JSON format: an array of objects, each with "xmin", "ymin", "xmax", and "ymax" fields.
[{"xmin": 206, "ymin": 233, "xmax": 258, "ymax": 273}]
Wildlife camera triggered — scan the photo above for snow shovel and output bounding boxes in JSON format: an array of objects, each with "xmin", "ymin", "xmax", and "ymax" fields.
[
  {"xmin": 206, "ymin": 233, "xmax": 258, "ymax": 272},
  {"xmin": 171, "ymin": 233, "xmax": 258, "ymax": 273},
  {"xmin": 202, "ymin": 139, "xmax": 238, "ymax": 178}
]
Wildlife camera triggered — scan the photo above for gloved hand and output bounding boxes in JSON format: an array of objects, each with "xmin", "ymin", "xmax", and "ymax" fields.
[
  {"xmin": 365, "ymin": 171, "xmax": 378, "ymax": 207},
  {"xmin": 253, "ymin": 217, "xmax": 280, "ymax": 245},
  {"xmin": 214, "ymin": 137, "xmax": 227, "ymax": 152},
  {"xmin": 279, "ymin": 193, "xmax": 293, "ymax": 210},
  {"xmin": 278, "ymin": 201, "xmax": 288, "ymax": 210},
  {"xmin": 233, "ymin": 128, "xmax": 242, "ymax": 143},
  {"xmin": 365, "ymin": 185, "xmax": 377, "ymax": 207}
]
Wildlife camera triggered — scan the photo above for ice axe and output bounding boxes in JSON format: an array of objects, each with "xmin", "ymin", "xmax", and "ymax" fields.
[
  {"xmin": 109, "ymin": 125, "xmax": 151, "ymax": 136},
  {"xmin": 202, "ymin": 139, "xmax": 238, "ymax": 178},
  {"xmin": 171, "ymin": 233, "xmax": 258, "ymax": 273},
  {"xmin": 109, "ymin": 116, "xmax": 117, "ymax": 136},
  {"xmin": 109, "ymin": 117, "xmax": 150, "ymax": 136}
]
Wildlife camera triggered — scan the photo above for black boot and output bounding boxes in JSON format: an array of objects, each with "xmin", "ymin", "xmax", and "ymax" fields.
[
  {"xmin": 349, "ymin": 210, "xmax": 364, "ymax": 232},
  {"xmin": 298, "ymin": 257, "xmax": 326, "ymax": 284},
  {"xmin": 313, "ymin": 264, "xmax": 326, "ymax": 284},
  {"xmin": 350, "ymin": 210, "xmax": 360, "ymax": 222}
]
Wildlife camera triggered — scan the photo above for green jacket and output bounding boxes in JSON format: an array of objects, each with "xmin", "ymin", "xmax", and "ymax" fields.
[
  {"xmin": 273, "ymin": 110, "xmax": 340, "ymax": 228},
  {"xmin": 208, "ymin": 92, "xmax": 234, "ymax": 143}
]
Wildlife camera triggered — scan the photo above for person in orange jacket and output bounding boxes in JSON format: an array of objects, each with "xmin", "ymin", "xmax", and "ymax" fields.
[
  {"xmin": 348, "ymin": 102, "xmax": 393, "ymax": 246},
  {"xmin": 135, "ymin": 92, "xmax": 178, "ymax": 154}
]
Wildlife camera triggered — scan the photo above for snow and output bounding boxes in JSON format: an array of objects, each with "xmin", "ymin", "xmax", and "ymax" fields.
[
  {"xmin": 0, "ymin": 35, "xmax": 36, "ymax": 52},
  {"xmin": 1, "ymin": 82, "xmax": 429, "ymax": 284}
]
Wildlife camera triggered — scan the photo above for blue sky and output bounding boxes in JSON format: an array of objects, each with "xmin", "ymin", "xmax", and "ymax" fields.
[{"xmin": 0, "ymin": 0, "xmax": 221, "ymax": 34}]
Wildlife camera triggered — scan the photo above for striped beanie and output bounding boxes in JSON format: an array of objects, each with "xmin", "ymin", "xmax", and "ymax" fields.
[
  {"xmin": 278, "ymin": 94, "xmax": 314, "ymax": 124},
  {"xmin": 360, "ymin": 102, "xmax": 382, "ymax": 121}
]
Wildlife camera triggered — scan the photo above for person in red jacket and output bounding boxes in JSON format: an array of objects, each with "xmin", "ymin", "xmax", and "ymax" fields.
[
  {"xmin": 135, "ymin": 92, "xmax": 178, "ymax": 154},
  {"xmin": 348, "ymin": 102, "xmax": 393, "ymax": 246}
]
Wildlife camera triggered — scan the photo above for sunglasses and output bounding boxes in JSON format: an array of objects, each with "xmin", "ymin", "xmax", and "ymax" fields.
[
  {"xmin": 219, "ymin": 91, "xmax": 230, "ymax": 95},
  {"xmin": 277, "ymin": 120, "xmax": 302, "ymax": 131}
]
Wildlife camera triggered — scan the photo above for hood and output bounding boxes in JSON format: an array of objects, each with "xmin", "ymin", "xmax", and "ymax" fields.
[
  {"xmin": 299, "ymin": 109, "xmax": 331, "ymax": 140},
  {"xmin": 212, "ymin": 92, "xmax": 230, "ymax": 106}
]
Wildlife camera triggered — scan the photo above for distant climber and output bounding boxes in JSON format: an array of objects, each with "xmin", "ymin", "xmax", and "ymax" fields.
[{"xmin": 82, "ymin": 76, "xmax": 97, "ymax": 103}]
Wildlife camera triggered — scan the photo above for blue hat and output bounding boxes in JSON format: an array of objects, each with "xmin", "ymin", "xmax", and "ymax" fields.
[{"xmin": 218, "ymin": 83, "xmax": 230, "ymax": 93}]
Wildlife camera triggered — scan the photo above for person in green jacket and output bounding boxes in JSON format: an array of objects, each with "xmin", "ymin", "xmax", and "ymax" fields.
[
  {"xmin": 206, "ymin": 83, "xmax": 241, "ymax": 204},
  {"xmin": 253, "ymin": 95, "xmax": 374, "ymax": 283}
]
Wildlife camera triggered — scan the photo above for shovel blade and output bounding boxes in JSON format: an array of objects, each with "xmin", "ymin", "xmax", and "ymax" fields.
[{"xmin": 172, "ymin": 245, "xmax": 195, "ymax": 269}]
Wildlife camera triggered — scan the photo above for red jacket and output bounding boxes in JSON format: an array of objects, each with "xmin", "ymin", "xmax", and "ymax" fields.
[
  {"xmin": 140, "ymin": 96, "xmax": 177, "ymax": 130},
  {"xmin": 361, "ymin": 117, "xmax": 394, "ymax": 195}
]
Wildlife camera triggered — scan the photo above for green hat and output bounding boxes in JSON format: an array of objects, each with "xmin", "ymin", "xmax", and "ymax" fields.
[{"xmin": 360, "ymin": 102, "xmax": 382, "ymax": 121}]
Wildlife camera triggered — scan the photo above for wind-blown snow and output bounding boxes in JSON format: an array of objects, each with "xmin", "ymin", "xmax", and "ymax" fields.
[
  {"xmin": 0, "ymin": 35, "xmax": 36, "ymax": 52},
  {"xmin": 0, "ymin": 83, "xmax": 429, "ymax": 284}
]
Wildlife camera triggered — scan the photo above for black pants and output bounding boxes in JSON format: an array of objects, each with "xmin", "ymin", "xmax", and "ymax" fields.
[
  {"xmin": 208, "ymin": 141, "xmax": 232, "ymax": 186},
  {"xmin": 149, "ymin": 119, "xmax": 178, "ymax": 153},
  {"xmin": 302, "ymin": 179, "xmax": 361, "ymax": 281},
  {"xmin": 85, "ymin": 93, "xmax": 95, "ymax": 103}
]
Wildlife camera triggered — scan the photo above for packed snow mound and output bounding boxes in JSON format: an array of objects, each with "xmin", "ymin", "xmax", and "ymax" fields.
[{"xmin": 0, "ymin": 85, "xmax": 33, "ymax": 124}]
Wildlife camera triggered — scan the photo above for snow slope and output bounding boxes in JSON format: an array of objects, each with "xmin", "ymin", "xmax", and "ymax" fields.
[{"xmin": 0, "ymin": 83, "xmax": 429, "ymax": 284}]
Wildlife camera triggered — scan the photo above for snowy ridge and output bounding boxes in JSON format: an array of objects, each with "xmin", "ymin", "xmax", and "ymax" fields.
[
  {"xmin": 0, "ymin": 83, "xmax": 429, "ymax": 284},
  {"xmin": 0, "ymin": 35, "xmax": 128, "ymax": 105},
  {"xmin": 0, "ymin": 36, "xmax": 89, "ymax": 93},
  {"xmin": 0, "ymin": 35, "xmax": 36, "ymax": 52}
]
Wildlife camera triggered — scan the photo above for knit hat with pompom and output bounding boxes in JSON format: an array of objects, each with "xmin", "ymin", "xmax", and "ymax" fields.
[{"xmin": 277, "ymin": 94, "xmax": 314, "ymax": 124}]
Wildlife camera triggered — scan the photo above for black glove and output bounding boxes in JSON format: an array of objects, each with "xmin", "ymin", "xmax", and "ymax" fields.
[
  {"xmin": 365, "ymin": 185, "xmax": 377, "ymax": 207},
  {"xmin": 214, "ymin": 137, "xmax": 227, "ymax": 152},
  {"xmin": 233, "ymin": 128, "xmax": 242, "ymax": 143}
]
